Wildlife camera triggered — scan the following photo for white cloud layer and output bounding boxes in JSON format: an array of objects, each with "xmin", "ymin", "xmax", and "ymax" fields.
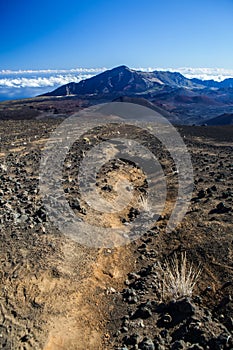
[
  {"xmin": 0, "ymin": 68, "xmax": 106, "ymax": 89},
  {"xmin": 0, "ymin": 67, "xmax": 233, "ymax": 90},
  {"xmin": 0, "ymin": 68, "xmax": 106, "ymax": 75},
  {"xmin": 0, "ymin": 74, "xmax": 95, "ymax": 88},
  {"xmin": 136, "ymin": 67, "xmax": 233, "ymax": 81}
]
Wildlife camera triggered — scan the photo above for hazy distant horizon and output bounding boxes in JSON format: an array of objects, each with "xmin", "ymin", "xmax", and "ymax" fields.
[{"xmin": 1, "ymin": 66, "xmax": 233, "ymax": 102}]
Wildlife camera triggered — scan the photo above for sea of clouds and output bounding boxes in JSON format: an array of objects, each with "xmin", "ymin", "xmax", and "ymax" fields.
[
  {"xmin": 0, "ymin": 68, "xmax": 105, "ymax": 101},
  {"xmin": 1, "ymin": 67, "xmax": 233, "ymax": 101},
  {"xmin": 137, "ymin": 67, "xmax": 233, "ymax": 81}
]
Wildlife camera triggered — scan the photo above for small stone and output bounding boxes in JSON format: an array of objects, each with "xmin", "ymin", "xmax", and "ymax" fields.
[
  {"xmin": 138, "ymin": 337, "xmax": 155, "ymax": 350},
  {"xmin": 162, "ymin": 313, "xmax": 172, "ymax": 324},
  {"xmin": 176, "ymin": 298, "xmax": 195, "ymax": 315},
  {"xmin": 197, "ymin": 189, "xmax": 206, "ymax": 199},
  {"xmin": 101, "ymin": 184, "xmax": 113, "ymax": 192},
  {"xmin": 133, "ymin": 306, "xmax": 152, "ymax": 319},
  {"xmin": 128, "ymin": 296, "xmax": 138, "ymax": 304},
  {"xmin": 224, "ymin": 316, "xmax": 233, "ymax": 331},
  {"xmin": 106, "ymin": 287, "xmax": 116, "ymax": 294},
  {"xmin": 128, "ymin": 272, "xmax": 140, "ymax": 280},
  {"xmin": 138, "ymin": 319, "xmax": 145, "ymax": 327},
  {"xmin": 121, "ymin": 326, "xmax": 128, "ymax": 333},
  {"xmin": 123, "ymin": 333, "xmax": 141, "ymax": 346},
  {"xmin": 171, "ymin": 340, "xmax": 186, "ymax": 349},
  {"xmin": 114, "ymin": 330, "xmax": 121, "ymax": 337},
  {"xmin": 160, "ymin": 329, "xmax": 169, "ymax": 338}
]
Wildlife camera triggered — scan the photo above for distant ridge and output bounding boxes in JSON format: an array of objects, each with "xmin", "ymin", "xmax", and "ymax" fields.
[
  {"xmin": 205, "ymin": 113, "xmax": 233, "ymax": 126},
  {"xmin": 42, "ymin": 65, "xmax": 204, "ymax": 98},
  {"xmin": 191, "ymin": 77, "xmax": 233, "ymax": 89},
  {"xmin": 42, "ymin": 65, "xmax": 233, "ymax": 99}
]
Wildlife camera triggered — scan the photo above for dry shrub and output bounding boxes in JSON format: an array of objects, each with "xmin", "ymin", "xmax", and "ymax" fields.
[{"xmin": 156, "ymin": 252, "xmax": 202, "ymax": 301}]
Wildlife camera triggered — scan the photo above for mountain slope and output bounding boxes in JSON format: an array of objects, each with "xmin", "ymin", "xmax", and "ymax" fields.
[
  {"xmin": 43, "ymin": 66, "xmax": 158, "ymax": 97},
  {"xmin": 205, "ymin": 113, "xmax": 233, "ymax": 125},
  {"xmin": 112, "ymin": 95, "xmax": 177, "ymax": 121},
  {"xmin": 152, "ymin": 71, "xmax": 203, "ymax": 88},
  {"xmin": 191, "ymin": 77, "xmax": 233, "ymax": 89},
  {"xmin": 42, "ymin": 66, "xmax": 203, "ymax": 98}
]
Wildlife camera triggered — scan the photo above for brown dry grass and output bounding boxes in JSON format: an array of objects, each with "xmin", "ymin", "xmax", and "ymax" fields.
[{"xmin": 156, "ymin": 252, "xmax": 202, "ymax": 301}]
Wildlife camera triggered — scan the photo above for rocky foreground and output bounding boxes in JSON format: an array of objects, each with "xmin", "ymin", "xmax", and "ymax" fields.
[{"xmin": 0, "ymin": 120, "xmax": 232, "ymax": 349}]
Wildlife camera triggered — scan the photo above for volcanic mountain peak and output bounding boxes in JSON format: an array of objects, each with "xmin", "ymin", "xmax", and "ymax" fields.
[
  {"xmin": 110, "ymin": 64, "xmax": 131, "ymax": 72},
  {"xmin": 43, "ymin": 65, "xmax": 206, "ymax": 99},
  {"xmin": 43, "ymin": 65, "xmax": 156, "ymax": 97}
]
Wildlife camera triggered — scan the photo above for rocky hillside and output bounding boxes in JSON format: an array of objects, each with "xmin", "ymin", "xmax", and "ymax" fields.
[
  {"xmin": 42, "ymin": 66, "xmax": 203, "ymax": 98},
  {"xmin": 40, "ymin": 66, "xmax": 233, "ymax": 125}
]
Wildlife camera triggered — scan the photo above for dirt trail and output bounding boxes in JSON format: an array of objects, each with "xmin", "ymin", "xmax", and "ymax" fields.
[
  {"xmin": 42, "ymin": 243, "xmax": 134, "ymax": 350},
  {"xmin": 1, "ymin": 236, "xmax": 134, "ymax": 350},
  {"xmin": 0, "ymin": 120, "xmax": 148, "ymax": 350}
]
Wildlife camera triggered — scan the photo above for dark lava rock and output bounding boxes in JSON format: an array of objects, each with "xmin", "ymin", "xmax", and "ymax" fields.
[
  {"xmin": 138, "ymin": 337, "xmax": 155, "ymax": 350},
  {"xmin": 209, "ymin": 202, "xmax": 231, "ymax": 214},
  {"xmin": 132, "ymin": 305, "xmax": 152, "ymax": 319},
  {"xmin": 158, "ymin": 298, "xmax": 195, "ymax": 327},
  {"xmin": 223, "ymin": 316, "xmax": 233, "ymax": 331},
  {"xmin": 69, "ymin": 198, "xmax": 81, "ymax": 210},
  {"xmin": 34, "ymin": 207, "xmax": 47, "ymax": 222},
  {"xmin": 101, "ymin": 184, "xmax": 113, "ymax": 192},
  {"xmin": 197, "ymin": 189, "xmax": 206, "ymax": 199},
  {"xmin": 123, "ymin": 333, "xmax": 141, "ymax": 346},
  {"xmin": 128, "ymin": 207, "xmax": 140, "ymax": 220},
  {"xmin": 175, "ymin": 298, "xmax": 195, "ymax": 315},
  {"xmin": 208, "ymin": 332, "xmax": 233, "ymax": 349}
]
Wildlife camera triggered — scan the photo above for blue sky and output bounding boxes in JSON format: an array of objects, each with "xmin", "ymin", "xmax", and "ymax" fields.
[{"xmin": 1, "ymin": 0, "xmax": 233, "ymax": 70}]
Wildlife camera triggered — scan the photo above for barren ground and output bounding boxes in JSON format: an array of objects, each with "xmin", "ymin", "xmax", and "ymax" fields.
[{"xmin": 0, "ymin": 119, "xmax": 232, "ymax": 349}]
